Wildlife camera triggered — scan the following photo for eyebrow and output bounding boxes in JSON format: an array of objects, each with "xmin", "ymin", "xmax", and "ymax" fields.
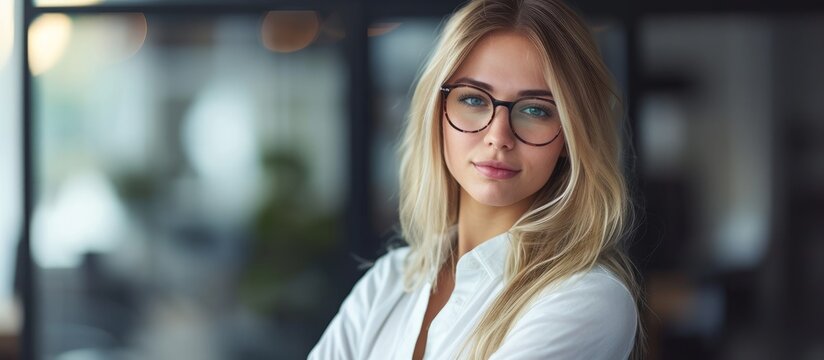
[{"xmin": 452, "ymin": 77, "xmax": 553, "ymax": 98}]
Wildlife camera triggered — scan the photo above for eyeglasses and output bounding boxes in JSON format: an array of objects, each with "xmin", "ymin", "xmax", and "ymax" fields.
[{"xmin": 440, "ymin": 84, "xmax": 562, "ymax": 147}]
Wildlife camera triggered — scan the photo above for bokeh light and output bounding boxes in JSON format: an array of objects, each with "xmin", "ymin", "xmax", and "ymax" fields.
[
  {"xmin": 32, "ymin": 171, "xmax": 132, "ymax": 268},
  {"xmin": 83, "ymin": 13, "xmax": 147, "ymax": 65},
  {"xmin": 28, "ymin": 13, "xmax": 72, "ymax": 76},
  {"xmin": 367, "ymin": 22, "xmax": 400, "ymax": 37},
  {"xmin": 261, "ymin": 11, "xmax": 319, "ymax": 53}
]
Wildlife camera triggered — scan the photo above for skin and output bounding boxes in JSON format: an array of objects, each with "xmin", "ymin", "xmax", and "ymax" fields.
[
  {"xmin": 445, "ymin": 30, "xmax": 565, "ymax": 259},
  {"xmin": 413, "ymin": 30, "xmax": 566, "ymax": 360}
]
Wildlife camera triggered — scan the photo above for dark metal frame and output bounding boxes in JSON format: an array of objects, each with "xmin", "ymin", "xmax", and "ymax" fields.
[{"xmin": 19, "ymin": 0, "xmax": 824, "ymax": 359}]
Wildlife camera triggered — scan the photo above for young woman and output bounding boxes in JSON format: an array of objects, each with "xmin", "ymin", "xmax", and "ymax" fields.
[{"xmin": 310, "ymin": 0, "xmax": 642, "ymax": 358}]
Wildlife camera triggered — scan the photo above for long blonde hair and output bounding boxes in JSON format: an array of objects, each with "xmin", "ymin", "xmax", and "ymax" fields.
[{"xmin": 397, "ymin": 0, "xmax": 644, "ymax": 358}]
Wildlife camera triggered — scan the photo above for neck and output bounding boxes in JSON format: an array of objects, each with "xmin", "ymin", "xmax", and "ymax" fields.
[{"xmin": 455, "ymin": 189, "xmax": 533, "ymax": 259}]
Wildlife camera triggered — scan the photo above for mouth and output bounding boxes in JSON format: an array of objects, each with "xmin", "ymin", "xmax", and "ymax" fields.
[{"xmin": 472, "ymin": 161, "xmax": 521, "ymax": 180}]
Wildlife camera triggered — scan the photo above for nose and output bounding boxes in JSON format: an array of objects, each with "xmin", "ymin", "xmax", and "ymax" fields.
[{"xmin": 483, "ymin": 106, "xmax": 516, "ymax": 150}]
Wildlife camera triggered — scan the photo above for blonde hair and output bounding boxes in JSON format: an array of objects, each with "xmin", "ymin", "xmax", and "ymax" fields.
[{"xmin": 397, "ymin": 0, "xmax": 644, "ymax": 358}]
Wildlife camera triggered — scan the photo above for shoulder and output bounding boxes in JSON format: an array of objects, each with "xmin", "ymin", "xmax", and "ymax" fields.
[
  {"xmin": 528, "ymin": 264, "xmax": 637, "ymax": 330},
  {"xmin": 350, "ymin": 246, "xmax": 411, "ymax": 297},
  {"xmin": 534, "ymin": 264, "xmax": 635, "ymax": 307},
  {"xmin": 308, "ymin": 247, "xmax": 412, "ymax": 359},
  {"xmin": 366, "ymin": 246, "xmax": 410, "ymax": 280},
  {"xmin": 494, "ymin": 265, "xmax": 638, "ymax": 359}
]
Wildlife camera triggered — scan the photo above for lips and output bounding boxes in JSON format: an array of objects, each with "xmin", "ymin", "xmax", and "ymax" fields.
[{"xmin": 472, "ymin": 161, "xmax": 521, "ymax": 180}]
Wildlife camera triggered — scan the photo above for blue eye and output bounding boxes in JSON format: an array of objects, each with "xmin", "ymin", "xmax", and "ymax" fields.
[
  {"xmin": 521, "ymin": 106, "xmax": 550, "ymax": 117},
  {"xmin": 459, "ymin": 96, "xmax": 486, "ymax": 107}
]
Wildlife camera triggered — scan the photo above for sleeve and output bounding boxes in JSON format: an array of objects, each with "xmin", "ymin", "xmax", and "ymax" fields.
[
  {"xmin": 307, "ymin": 250, "xmax": 401, "ymax": 360},
  {"xmin": 488, "ymin": 273, "xmax": 638, "ymax": 360}
]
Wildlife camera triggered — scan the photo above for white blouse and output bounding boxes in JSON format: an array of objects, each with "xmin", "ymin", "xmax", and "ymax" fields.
[{"xmin": 308, "ymin": 232, "xmax": 638, "ymax": 359}]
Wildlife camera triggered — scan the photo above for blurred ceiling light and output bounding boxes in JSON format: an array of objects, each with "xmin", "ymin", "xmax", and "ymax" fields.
[
  {"xmin": 127, "ymin": 13, "xmax": 148, "ymax": 59},
  {"xmin": 0, "ymin": 0, "xmax": 13, "ymax": 69},
  {"xmin": 28, "ymin": 14, "xmax": 72, "ymax": 76},
  {"xmin": 261, "ymin": 11, "xmax": 319, "ymax": 53},
  {"xmin": 36, "ymin": 0, "xmax": 102, "ymax": 6},
  {"xmin": 368, "ymin": 22, "xmax": 401, "ymax": 37},
  {"xmin": 85, "ymin": 13, "xmax": 148, "ymax": 64}
]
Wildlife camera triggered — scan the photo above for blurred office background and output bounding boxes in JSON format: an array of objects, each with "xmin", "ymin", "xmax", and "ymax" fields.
[{"xmin": 1, "ymin": 0, "xmax": 822, "ymax": 359}]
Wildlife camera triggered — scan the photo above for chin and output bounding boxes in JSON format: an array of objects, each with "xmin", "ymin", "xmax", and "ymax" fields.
[{"xmin": 466, "ymin": 186, "xmax": 524, "ymax": 207}]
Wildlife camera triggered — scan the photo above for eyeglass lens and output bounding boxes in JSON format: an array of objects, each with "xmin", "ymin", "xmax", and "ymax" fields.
[{"xmin": 444, "ymin": 86, "xmax": 560, "ymax": 145}]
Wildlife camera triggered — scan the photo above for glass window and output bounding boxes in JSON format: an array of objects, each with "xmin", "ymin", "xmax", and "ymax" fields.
[{"xmin": 31, "ymin": 12, "xmax": 348, "ymax": 359}]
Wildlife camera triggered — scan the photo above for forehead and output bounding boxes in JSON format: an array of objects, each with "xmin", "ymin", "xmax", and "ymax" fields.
[{"xmin": 449, "ymin": 30, "xmax": 550, "ymax": 94}]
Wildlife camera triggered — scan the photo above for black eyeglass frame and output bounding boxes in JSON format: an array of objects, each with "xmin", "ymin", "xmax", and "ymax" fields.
[{"xmin": 440, "ymin": 83, "xmax": 563, "ymax": 147}]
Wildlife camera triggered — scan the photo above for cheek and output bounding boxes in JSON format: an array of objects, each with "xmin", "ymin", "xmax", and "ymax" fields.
[
  {"xmin": 526, "ymin": 143, "xmax": 565, "ymax": 185},
  {"xmin": 442, "ymin": 117, "xmax": 469, "ymax": 173},
  {"xmin": 539, "ymin": 154, "xmax": 560, "ymax": 180}
]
